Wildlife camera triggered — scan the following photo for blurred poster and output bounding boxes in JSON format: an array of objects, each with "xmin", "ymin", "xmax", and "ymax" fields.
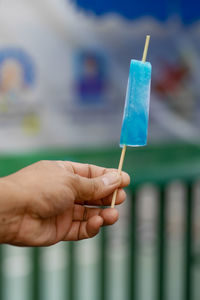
[
  {"xmin": 0, "ymin": 0, "xmax": 199, "ymax": 151},
  {"xmin": 75, "ymin": 51, "xmax": 107, "ymax": 105},
  {"xmin": 0, "ymin": 48, "xmax": 37, "ymax": 120}
]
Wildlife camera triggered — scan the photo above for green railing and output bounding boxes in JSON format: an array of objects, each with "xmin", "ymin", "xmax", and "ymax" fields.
[{"xmin": 0, "ymin": 143, "xmax": 200, "ymax": 300}]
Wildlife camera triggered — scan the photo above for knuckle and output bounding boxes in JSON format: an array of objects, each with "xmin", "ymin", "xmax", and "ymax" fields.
[
  {"xmin": 73, "ymin": 173, "xmax": 80, "ymax": 185},
  {"xmin": 87, "ymin": 164, "xmax": 92, "ymax": 178},
  {"xmin": 72, "ymin": 175, "xmax": 100, "ymax": 202},
  {"xmin": 90, "ymin": 179, "xmax": 99, "ymax": 200},
  {"xmin": 71, "ymin": 174, "xmax": 81, "ymax": 197},
  {"xmin": 80, "ymin": 178, "xmax": 98, "ymax": 201}
]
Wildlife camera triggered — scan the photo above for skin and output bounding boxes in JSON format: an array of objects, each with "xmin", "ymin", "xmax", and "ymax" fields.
[{"xmin": 0, "ymin": 160, "xmax": 130, "ymax": 247}]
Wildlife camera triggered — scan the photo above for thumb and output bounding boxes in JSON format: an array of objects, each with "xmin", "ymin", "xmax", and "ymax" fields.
[{"xmin": 74, "ymin": 171, "xmax": 121, "ymax": 203}]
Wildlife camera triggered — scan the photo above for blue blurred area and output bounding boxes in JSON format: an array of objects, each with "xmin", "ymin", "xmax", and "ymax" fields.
[{"xmin": 73, "ymin": 0, "xmax": 200, "ymax": 24}]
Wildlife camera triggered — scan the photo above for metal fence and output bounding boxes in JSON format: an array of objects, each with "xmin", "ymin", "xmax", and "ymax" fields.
[{"xmin": 0, "ymin": 144, "xmax": 199, "ymax": 300}]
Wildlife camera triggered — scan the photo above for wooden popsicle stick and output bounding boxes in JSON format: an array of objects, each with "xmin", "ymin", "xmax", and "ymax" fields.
[
  {"xmin": 111, "ymin": 145, "xmax": 127, "ymax": 208},
  {"xmin": 142, "ymin": 35, "xmax": 150, "ymax": 62},
  {"xmin": 111, "ymin": 35, "xmax": 150, "ymax": 208}
]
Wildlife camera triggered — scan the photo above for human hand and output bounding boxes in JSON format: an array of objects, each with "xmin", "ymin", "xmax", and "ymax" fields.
[{"xmin": 0, "ymin": 160, "xmax": 130, "ymax": 246}]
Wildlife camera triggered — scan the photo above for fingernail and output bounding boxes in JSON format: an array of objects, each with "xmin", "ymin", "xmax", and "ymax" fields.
[{"xmin": 102, "ymin": 172, "xmax": 120, "ymax": 186}]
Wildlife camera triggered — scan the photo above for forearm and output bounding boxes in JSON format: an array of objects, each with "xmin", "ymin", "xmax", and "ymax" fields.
[{"xmin": 0, "ymin": 178, "xmax": 25, "ymax": 244}]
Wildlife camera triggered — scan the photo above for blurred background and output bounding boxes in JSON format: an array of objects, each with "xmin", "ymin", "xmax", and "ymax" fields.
[{"xmin": 0, "ymin": 0, "xmax": 200, "ymax": 299}]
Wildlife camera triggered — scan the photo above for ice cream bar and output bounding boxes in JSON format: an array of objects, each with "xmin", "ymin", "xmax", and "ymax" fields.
[{"xmin": 120, "ymin": 59, "xmax": 152, "ymax": 147}]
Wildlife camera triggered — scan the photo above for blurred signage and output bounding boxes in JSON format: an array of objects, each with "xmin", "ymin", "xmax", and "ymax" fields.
[{"xmin": 0, "ymin": 0, "xmax": 199, "ymax": 151}]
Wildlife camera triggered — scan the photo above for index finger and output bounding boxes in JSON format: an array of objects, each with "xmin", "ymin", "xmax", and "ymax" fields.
[
  {"xmin": 58, "ymin": 161, "xmax": 130, "ymax": 192},
  {"xmin": 67, "ymin": 162, "xmax": 117, "ymax": 178},
  {"xmin": 69, "ymin": 162, "xmax": 130, "ymax": 188}
]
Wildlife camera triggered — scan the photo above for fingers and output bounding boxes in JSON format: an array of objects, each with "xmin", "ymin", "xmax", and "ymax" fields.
[
  {"xmin": 63, "ymin": 217, "xmax": 103, "ymax": 241},
  {"xmin": 63, "ymin": 208, "xmax": 119, "ymax": 241},
  {"xmin": 84, "ymin": 188, "xmax": 126, "ymax": 206},
  {"xmin": 58, "ymin": 160, "xmax": 130, "ymax": 205},
  {"xmin": 73, "ymin": 206, "xmax": 101, "ymax": 221},
  {"xmin": 72, "ymin": 205, "xmax": 120, "ymax": 221},
  {"xmin": 66, "ymin": 162, "xmax": 110, "ymax": 178},
  {"xmin": 73, "ymin": 171, "xmax": 130, "ymax": 205},
  {"xmin": 97, "ymin": 188, "xmax": 127, "ymax": 206},
  {"xmin": 61, "ymin": 161, "xmax": 130, "ymax": 184},
  {"xmin": 99, "ymin": 208, "xmax": 119, "ymax": 225}
]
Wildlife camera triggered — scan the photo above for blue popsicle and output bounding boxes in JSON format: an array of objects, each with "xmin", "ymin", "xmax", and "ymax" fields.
[{"xmin": 120, "ymin": 59, "xmax": 152, "ymax": 147}]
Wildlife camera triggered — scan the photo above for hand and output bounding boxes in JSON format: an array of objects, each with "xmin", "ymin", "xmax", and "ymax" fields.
[{"xmin": 0, "ymin": 160, "xmax": 130, "ymax": 246}]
